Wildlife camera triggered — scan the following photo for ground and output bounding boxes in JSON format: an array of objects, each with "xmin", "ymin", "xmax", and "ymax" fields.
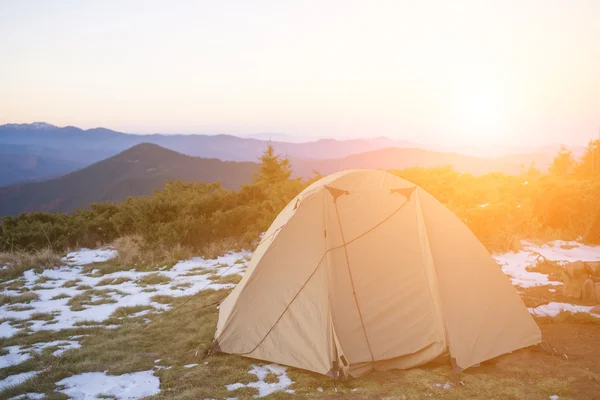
[{"xmin": 0, "ymin": 242, "xmax": 599, "ymax": 400}]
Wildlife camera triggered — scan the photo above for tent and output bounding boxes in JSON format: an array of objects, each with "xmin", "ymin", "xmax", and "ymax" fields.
[{"xmin": 214, "ymin": 169, "xmax": 541, "ymax": 378}]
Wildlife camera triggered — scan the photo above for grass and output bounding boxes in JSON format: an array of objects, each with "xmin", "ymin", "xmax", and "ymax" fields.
[
  {"xmin": 114, "ymin": 235, "xmax": 194, "ymax": 267},
  {"xmin": 50, "ymin": 293, "xmax": 71, "ymax": 300},
  {"xmin": 138, "ymin": 274, "xmax": 171, "ymax": 286},
  {"xmin": 0, "ymin": 292, "xmax": 39, "ymax": 306},
  {"xmin": 209, "ymin": 274, "xmax": 242, "ymax": 285},
  {"xmin": 199, "ymin": 236, "xmax": 243, "ymax": 259},
  {"xmin": 96, "ymin": 277, "xmax": 132, "ymax": 286},
  {"xmin": 1, "ymin": 282, "xmax": 594, "ymax": 400},
  {"xmin": 0, "ymin": 247, "xmax": 62, "ymax": 281},
  {"xmin": 170, "ymin": 282, "xmax": 193, "ymax": 290},
  {"xmin": 62, "ymin": 279, "xmax": 81, "ymax": 288},
  {"xmin": 535, "ymin": 311, "xmax": 600, "ymax": 325},
  {"xmin": 29, "ymin": 312, "xmax": 56, "ymax": 321},
  {"xmin": 6, "ymin": 304, "xmax": 35, "ymax": 312},
  {"xmin": 526, "ymin": 252, "xmax": 565, "ymax": 281},
  {"xmin": 110, "ymin": 305, "xmax": 154, "ymax": 319},
  {"xmin": 67, "ymin": 289, "xmax": 117, "ymax": 311}
]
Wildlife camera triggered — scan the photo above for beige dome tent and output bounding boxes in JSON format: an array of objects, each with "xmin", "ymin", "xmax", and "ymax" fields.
[{"xmin": 214, "ymin": 169, "xmax": 541, "ymax": 378}]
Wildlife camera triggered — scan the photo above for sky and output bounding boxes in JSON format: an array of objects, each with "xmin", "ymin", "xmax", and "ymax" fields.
[{"xmin": 0, "ymin": 0, "xmax": 599, "ymax": 148}]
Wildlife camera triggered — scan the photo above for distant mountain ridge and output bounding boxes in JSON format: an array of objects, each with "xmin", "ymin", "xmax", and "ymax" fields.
[
  {"xmin": 0, "ymin": 122, "xmax": 560, "ymax": 188},
  {"xmin": 290, "ymin": 147, "xmax": 554, "ymax": 177},
  {"xmin": 0, "ymin": 143, "xmax": 258, "ymax": 216}
]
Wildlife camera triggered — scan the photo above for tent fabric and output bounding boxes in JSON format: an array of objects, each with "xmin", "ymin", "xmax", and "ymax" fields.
[{"xmin": 214, "ymin": 169, "xmax": 541, "ymax": 378}]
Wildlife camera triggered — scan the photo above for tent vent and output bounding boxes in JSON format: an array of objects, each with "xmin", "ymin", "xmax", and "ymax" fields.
[
  {"xmin": 325, "ymin": 186, "xmax": 349, "ymax": 203},
  {"xmin": 324, "ymin": 229, "xmax": 327, "ymax": 238},
  {"xmin": 391, "ymin": 186, "xmax": 416, "ymax": 200}
]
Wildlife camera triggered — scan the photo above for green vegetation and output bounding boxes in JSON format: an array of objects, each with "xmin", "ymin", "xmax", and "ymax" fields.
[{"xmin": 1, "ymin": 142, "xmax": 599, "ymax": 259}]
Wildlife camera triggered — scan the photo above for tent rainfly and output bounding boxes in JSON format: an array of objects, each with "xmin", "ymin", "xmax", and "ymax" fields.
[{"xmin": 213, "ymin": 169, "xmax": 541, "ymax": 378}]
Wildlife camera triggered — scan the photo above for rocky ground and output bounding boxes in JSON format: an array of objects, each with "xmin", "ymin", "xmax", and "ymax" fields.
[{"xmin": 0, "ymin": 241, "xmax": 599, "ymax": 400}]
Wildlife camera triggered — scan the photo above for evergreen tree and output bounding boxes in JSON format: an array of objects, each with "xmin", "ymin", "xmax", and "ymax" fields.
[
  {"xmin": 574, "ymin": 139, "xmax": 600, "ymax": 178},
  {"xmin": 549, "ymin": 145, "xmax": 576, "ymax": 176},
  {"xmin": 254, "ymin": 144, "xmax": 292, "ymax": 185}
]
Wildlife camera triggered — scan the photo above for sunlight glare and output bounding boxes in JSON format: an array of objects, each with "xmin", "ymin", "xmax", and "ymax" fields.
[{"xmin": 453, "ymin": 84, "xmax": 508, "ymax": 146}]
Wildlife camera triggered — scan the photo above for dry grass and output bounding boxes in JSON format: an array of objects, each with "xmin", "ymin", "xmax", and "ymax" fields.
[
  {"xmin": 0, "ymin": 291, "xmax": 39, "ymax": 306},
  {"xmin": 137, "ymin": 273, "xmax": 171, "ymax": 286},
  {"xmin": 67, "ymin": 289, "xmax": 117, "ymax": 311},
  {"xmin": 62, "ymin": 279, "xmax": 81, "ymax": 288},
  {"xmin": 114, "ymin": 235, "xmax": 194, "ymax": 267},
  {"xmin": 200, "ymin": 236, "xmax": 242, "ymax": 259},
  {"xmin": 110, "ymin": 305, "xmax": 154, "ymax": 319},
  {"xmin": 96, "ymin": 277, "xmax": 132, "ymax": 286},
  {"xmin": 535, "ymin": 311, "xmax": 600, "ymax": 325},
  {"xmin": 209, "ymin": 273, "xmax": 242, "ymax": 285},
  {"xmin": 0, "ymin": 248, "xmax": 61, "ymax": 280}
]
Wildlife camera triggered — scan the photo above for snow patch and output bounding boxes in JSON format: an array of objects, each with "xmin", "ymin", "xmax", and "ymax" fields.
[
  {"xmin": 529, "ymin": 302, "xmax": 599, "ymax": 318},
  {"xmin": 494, "ymin": 241, "xmax": 600, "ymax": 288},
  {"xmin": 183, "ymin": 363, "xmax": 198, "ymax": 368},
  {"xmin": 62, "ymin": 248, "xmax": 117, "ymax": 265},
  {"xmin": 0, "ymin": 251, "xmax": 249, "ymax": 338},
  {"xmin": 0, "ymin": 340, "xmax": 80, "ymax": 370},
  {"xmin": 8, "ymin": 393, "xmax": 45, "ymax": 400},
  {"xmin": 226, "ymin": 364, "xmax": 294, "ymax": 398},
  {"xmin": 0, "ymin": 346, "xmax": 31, "ymax": 369},
  {"xmin": 0, "ymin": 321, "xmax": 18, "ymax": 338},
  {"xmin": 55, "ymin": 370, "xmax": 160, "ymax": 400},
  {"xmin": 0, "ymin": 371, "xmax": 40, "ymax": 391}
]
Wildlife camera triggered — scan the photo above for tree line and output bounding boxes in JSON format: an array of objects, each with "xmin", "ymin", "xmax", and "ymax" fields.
[{"xmin": 1, "ymin": 143, "xmax": 599, "ymax": 257}]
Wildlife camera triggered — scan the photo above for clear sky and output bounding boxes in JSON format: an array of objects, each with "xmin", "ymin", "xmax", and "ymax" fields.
[{"xmin": 0, "ymin": 0, "xmax": 598, "ymax": 147}]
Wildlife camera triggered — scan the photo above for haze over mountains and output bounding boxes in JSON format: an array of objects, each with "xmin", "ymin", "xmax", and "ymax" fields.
[
  {"xmin": 0, "ymin": 143, "xmax": 257, "ymax": 216},
  {"xmin": 0, "ymin": 122, "xmax": 568, "ymax": 216}
]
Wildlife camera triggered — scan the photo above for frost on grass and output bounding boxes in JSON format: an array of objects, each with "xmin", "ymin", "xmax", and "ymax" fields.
[
  {"xmin": 55, "ymin": 370, "xmax": 160, "ymax": 400},
  {"xmin": 0, "ymin": 249, "xmax": 249, "ymax": 338},
  {"xmin": 494, "ymin": 240, "xmax": 600, "ymax": 288},
  {"xmin": 226, "ymin": 364, "xmax": 294, "ymax": 398},
  {"xmin": 0, "ymin": 371, "xmax": 39, "ymax": 391}
]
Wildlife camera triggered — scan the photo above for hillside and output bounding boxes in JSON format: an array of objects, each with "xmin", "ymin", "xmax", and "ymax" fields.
[
  {"xmin": 0, "ymin": 152, "xmax": 83, "ymax": 186},
  {"xmin": 291, "ymin": 147, "xmax": 554, "ymax": 177},
  {"xmin": 0, "ymin": 143, "xmax": 258, "ymax": 216}
]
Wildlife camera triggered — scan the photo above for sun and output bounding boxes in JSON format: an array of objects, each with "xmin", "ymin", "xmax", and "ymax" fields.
[{"xmin": 452, "ymin": 84, "xmax": 508, "ymax": 146}]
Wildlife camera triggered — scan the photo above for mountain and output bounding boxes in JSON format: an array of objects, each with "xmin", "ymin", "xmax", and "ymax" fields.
[
  {"xmin": 290, "ymin": 147, "xmax": 555, "ymax": 178},
  {"xmin": 0, "ymin": 143, "xmax": 258, "ymax": 216},
  {"xmin": 0, "ymin": 141, "xmax": 557, "ymax": 216},
  {"xmin": 0, "ymin": 152, "xmax": 83, "ymax": 186},
  {"xmin": 0, "ymin": 123, "xmax": 419, "ymax": 178},
  {"xmin": 1, "ymin": 122, "xmax": 567, "ymax": 187}
]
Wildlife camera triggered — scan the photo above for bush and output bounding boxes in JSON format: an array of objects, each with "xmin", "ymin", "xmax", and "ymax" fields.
[{"xmin": 1, "ymin": 146, "xmax": 599, "ymax": 257}]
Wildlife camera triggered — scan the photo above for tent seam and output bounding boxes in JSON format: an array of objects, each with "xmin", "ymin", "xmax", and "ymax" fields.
[{"xmin": 234, "ymin": 191, "xmax": 414, "ymax": 358}]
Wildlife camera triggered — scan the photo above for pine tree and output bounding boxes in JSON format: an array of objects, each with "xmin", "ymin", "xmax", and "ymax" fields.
[
  {"xmin": 549, "ymin": 145, "xmax": 576, "ymax": 176},
  {"xmin": 254, "ymin": 144, "xmax": 292, "ymax": 185},
  {"xmin": 574, "ymin": 139, "xmax": 600, "ymax": 178}
]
